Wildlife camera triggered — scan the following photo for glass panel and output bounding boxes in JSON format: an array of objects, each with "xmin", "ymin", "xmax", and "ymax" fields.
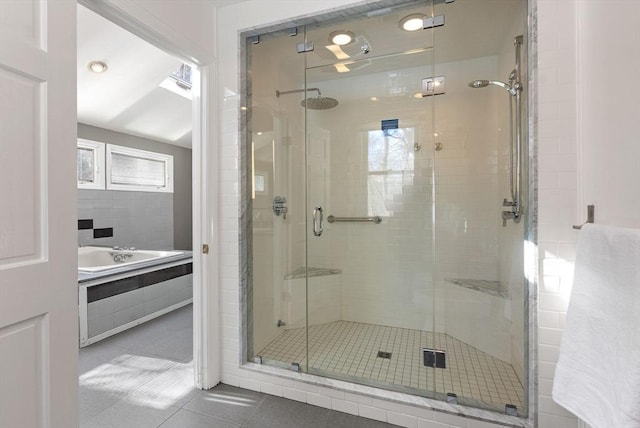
[
  {"xmin": 245, "ymin": 0, "xmax": 529, "ymax": 417},
  {"xmin": 247, "ymin": 27, "xmax": 308, "ymax": 371},
  {"xmin": 77, "ymin": 147, "xmax": 94, "ymax": 183},
  {"xmin": 431, "ymin": 0, "xmax": 528, "ymax": 414},
  {"xmin": 304, "ymin": 41, "xmax": 437, "ymax": 396},
  {"xmin": 110, "ymin": 152, "xmax": 166, "ymax": 187}
]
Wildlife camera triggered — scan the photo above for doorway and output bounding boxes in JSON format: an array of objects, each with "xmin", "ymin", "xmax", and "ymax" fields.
[{"xmin": 76, "ymin": 1, "xmax": 205, "ymax": 423}]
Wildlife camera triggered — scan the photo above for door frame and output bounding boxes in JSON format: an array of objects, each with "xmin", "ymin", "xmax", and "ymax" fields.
[{"xmin": 77, "ymin": 0, "xmax": 220, "ymax": 389}]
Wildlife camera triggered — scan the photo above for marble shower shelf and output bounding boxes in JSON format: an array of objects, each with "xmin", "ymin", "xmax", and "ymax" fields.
[
  {"xmin": 284, "ymin": 267, "xmax": 342, "ymax": 280},
  {"xmin": 445, "ymin": 278, "xmax": 509, "ymax": 299}
]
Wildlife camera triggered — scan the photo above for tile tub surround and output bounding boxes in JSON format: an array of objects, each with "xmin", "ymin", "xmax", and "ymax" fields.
[
  {"xmin": 79, "ymin": 256, "xmax": 193, "ymax": 347},
  {"xmin": 78, "ymin": 189, "xmax": 173, "ymax": 250}
]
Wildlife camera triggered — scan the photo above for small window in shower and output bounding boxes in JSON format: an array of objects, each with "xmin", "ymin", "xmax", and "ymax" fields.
[{"xmin": 367, "ymin": 128, "xmax": 415, "ymax": 217}]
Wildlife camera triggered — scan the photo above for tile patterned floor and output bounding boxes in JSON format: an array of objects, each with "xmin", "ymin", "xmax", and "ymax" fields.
[
  {"xmin": 79, "ymin": 305, "xmax": 399, "ymax": 428},
  {"xmin": 258, "ymin": 321, "xmax": 524, "ymax": 412}
]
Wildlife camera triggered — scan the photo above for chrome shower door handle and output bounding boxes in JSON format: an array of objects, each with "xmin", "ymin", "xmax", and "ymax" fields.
[{"xmin": 313, "ymin": 206, "xmax": 324, "ymax": 236}]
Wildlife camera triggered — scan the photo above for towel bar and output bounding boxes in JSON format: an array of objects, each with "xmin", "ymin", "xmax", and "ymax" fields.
[
  {"xmin": 573, "ymin": 205, "xmax": 595, "ymax": 230},
  {"xmin": 327, "ymin": 215, "xmax": 382, "ymax": 224}
]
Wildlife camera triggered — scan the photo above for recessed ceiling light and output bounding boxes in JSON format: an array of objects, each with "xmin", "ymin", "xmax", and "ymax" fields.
[
  {"xmin": 370, "ymin": 96, "xmax": 379, "ymax": 102},
  {"xmin": 400, "ymin": 14, "xmax": 426, "ymax": 32},
  {"xmin": 329, "ymin": 30, "xmax": 355, "ymax": 46},
  {"xmin": 87, "ymin": 61, "xmax": 108, "ymax": 73}
]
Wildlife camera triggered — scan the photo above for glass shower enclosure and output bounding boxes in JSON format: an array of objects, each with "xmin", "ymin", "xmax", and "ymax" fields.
[{"xmin": 244, "ymin": 0, "xmax": 528, "ymax": 416}]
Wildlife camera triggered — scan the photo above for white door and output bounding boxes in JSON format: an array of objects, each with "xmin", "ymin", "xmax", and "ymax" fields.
[{"xmin": 0, "ymin": 1, "xmax": 78, "ymax": 427}]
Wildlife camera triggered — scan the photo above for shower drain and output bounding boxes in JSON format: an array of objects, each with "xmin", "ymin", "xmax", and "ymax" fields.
[{"xmin": 377, "ymin": 351, "xmax": 392, "ymax": 359}]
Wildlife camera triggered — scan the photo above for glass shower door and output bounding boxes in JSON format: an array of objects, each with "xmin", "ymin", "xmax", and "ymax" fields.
[
  {"xmin": 248, "ymin": 27, "xmax": 309, "ymax": 371},
  {"xmin": 304, "ymin": 45, "xmax": 438, "ymax": 395}
]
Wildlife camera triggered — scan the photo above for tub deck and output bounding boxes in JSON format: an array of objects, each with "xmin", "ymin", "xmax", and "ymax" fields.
[{"xmin": 78, "ymin": 248, "xmax": 192, "ymax": 284}]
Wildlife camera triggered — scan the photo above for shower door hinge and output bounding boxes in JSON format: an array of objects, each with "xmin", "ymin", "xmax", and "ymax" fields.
[
  {"xmin": 297, "ymin": 41, "xmax": 314, "ymax": 53},
  {"xmin": 422, "ymin": 76, "xmax": 446, "ymax": 97},
  {"xmin": 423, "ymin": 15, "xmax": 445, "ymax": 29},
  {"xmin": 422, "ymin": 348, "xmax": 446, "ymax": 369},
  {"xmin": 202, "ymin": 244, "xmax": 209, "ymax": 254}
]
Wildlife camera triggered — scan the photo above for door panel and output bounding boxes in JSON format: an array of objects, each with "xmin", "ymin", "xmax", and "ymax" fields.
[
  {"xmin": 304, "ymin": 46, "xmax": 436, "ymax": 392},
  {"xmin": 248, "ymin": 27, "xmax": 308, "ymax": 369},
  {"xmin": 0, "ymin": 1, "xmax": 78, "ymax": 426}
]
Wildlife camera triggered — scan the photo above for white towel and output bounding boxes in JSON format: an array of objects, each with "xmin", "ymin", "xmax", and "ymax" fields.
[{"xmin": 553, "ymin": 224, "xmax": 640, "ymax": 428}]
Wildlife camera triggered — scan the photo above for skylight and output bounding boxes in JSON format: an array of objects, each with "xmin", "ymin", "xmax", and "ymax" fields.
[
  {"xmin": 171, "ymin": 63, "xmax": 192, "ymax": 90},
  {"xmin": 159, "ymin": 63, "xmax": 193, "ymax": 100}
]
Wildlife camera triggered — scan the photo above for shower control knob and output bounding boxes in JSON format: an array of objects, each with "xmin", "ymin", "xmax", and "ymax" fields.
[
  {"xmin": 502, "ymin": 211, "xmax": 517, "ymax": 226},
  {"xmin": 273, "ymin": 196, "xmax": 288, "ymax": 218}
]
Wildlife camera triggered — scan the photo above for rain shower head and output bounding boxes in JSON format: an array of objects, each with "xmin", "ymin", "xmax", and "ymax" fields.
[
  {"xmin": 275, "ymin": 87, "xmax": 339, "ymax": 110},
  {"xmin": 468, "ymin": 79, "xmax": 517, "ymax": 95},
  {"xmin": 301, "ymin": 96, "xmax": 339, "ymax": 110}
]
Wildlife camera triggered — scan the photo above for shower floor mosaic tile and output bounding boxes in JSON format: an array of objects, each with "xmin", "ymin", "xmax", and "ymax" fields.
[{"xmin": 258, "ymin": 321, "xmax": 524, "ymax": 412}]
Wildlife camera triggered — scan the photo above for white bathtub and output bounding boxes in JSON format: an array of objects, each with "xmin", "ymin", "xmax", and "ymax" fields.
[{"xmin": 78, "ymin": 246, "xmax": 183, "ymax": 273}]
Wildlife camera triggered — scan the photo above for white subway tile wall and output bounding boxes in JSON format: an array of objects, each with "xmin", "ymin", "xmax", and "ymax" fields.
[{"xmin": 536, "ymin": 0, "xmax": 579, "ymax": 427}]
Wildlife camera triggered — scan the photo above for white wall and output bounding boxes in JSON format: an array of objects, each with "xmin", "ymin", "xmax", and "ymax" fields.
[
  {"xmin": 537, "ymin": 0, "xmax": 640, "ymax": 426},
  {"xmin": 577, "ymin": 1, "xmax": 640, "ymax": 229},
  {"xmin": 100, "ymin": 0, "xmax": 216, "ymax": 63}
]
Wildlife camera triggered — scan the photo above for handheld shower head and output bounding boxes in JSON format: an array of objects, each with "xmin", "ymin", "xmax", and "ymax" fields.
[
  {"xmin": 469, "ymin": 80, "xmax": 490, "ymax": 88},
  {"xmin": 468, "ymin": 79, "xmax": 518, "ymax": 95}
]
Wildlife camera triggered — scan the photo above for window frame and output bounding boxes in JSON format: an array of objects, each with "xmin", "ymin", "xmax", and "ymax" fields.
[
  {"xmin": 77, "ymin": 138, "xmax": 106, "ymax": 190},
  {"xmin": 106, "ymin": 144, "xmax": 174, "ymax": 193},
  {"xmin": 366, "ymin": 128, "xmax": 415, "ymax": 217}
]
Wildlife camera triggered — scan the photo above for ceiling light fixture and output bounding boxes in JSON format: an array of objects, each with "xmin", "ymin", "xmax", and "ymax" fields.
[
  {"xmin": 400, "ymin": 14, "xmax": 426, "ymax": 32},
  {"xmin": 329, "ymin": 30, "xmax": 355, "ymax": 46},
  {"xmin": 87, "ymin": 61, "xmax": 108, "ymax": 73}
]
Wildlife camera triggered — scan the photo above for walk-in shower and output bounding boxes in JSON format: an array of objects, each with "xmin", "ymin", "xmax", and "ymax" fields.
[{"xmin": 243, "ymin": 0, "xmax": 529, "ymax": 420}]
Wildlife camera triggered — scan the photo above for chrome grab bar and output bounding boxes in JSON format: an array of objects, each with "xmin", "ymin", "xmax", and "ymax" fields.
[
  {"xmin": 327, "ymin": 215, "xmax": 382, "ymax": 224},
  {"xmin": 312, "ymin": 206, "xmax": 323, "ymax": 236}
]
